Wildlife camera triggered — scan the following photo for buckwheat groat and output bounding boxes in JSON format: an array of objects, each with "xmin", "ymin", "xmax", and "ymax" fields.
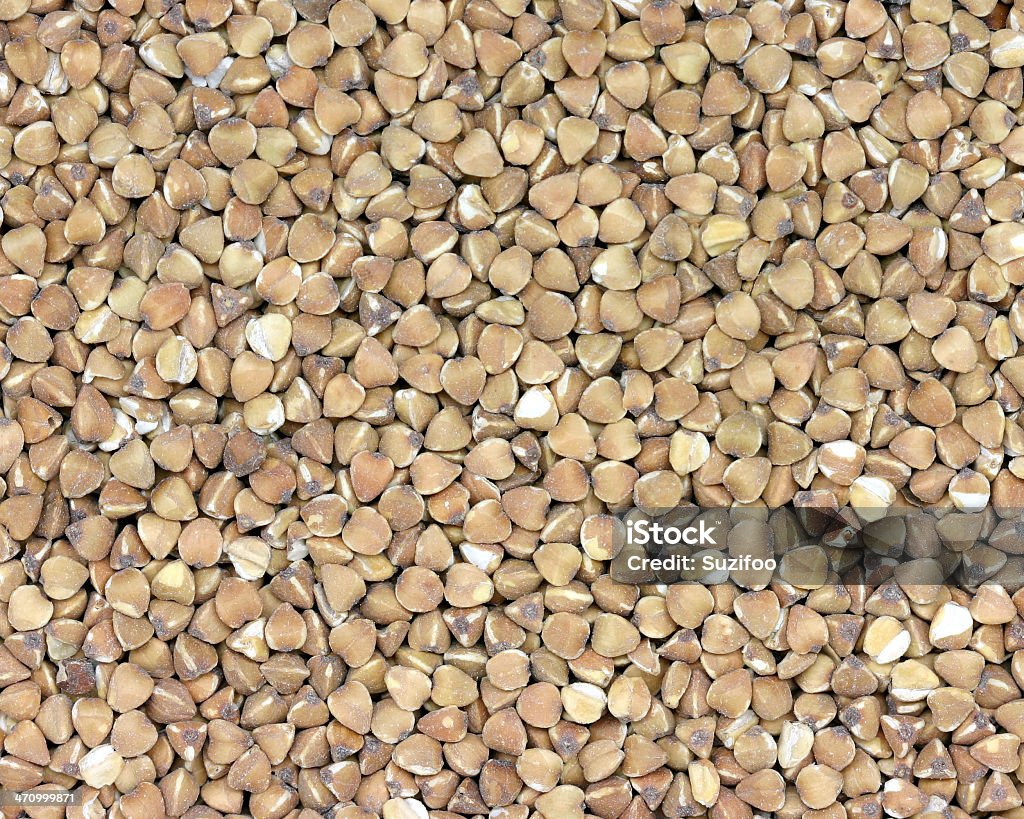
[{"xmin": 4, "ymin": 0, "xmax": 1024, "ymax": 815}]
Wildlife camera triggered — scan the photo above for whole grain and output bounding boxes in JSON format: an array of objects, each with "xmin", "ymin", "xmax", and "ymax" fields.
[{"xmin": 2, "ymin": 0, "xmax": 1024, "ymax": 816}]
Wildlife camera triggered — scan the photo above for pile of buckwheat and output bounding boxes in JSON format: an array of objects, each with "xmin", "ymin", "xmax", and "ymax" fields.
[{"xmin": 5, "ymin": 0, "xmax": 1024, "ymax": 815}]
